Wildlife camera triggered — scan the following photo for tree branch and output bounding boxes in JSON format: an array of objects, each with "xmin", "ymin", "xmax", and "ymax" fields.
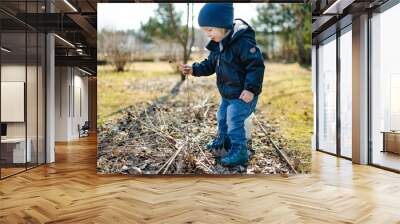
[
  {"xmin": 187, "ymin": 3, "xmax": 195, "ymax": 58},
  {"xmin": 167, "ymin": 3, "xmax": 185, "ymax": 45}
]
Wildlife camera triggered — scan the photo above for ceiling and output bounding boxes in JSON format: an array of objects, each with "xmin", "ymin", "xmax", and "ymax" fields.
[
  {"xmin": 0, "ymin": 0, "xmax": 98, "ymax": 75},
  {"xmin": 312, "ymin": 0, "xmax": 390, "ymax": 44}
]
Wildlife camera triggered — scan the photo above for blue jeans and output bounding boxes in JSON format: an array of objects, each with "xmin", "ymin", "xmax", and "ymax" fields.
[{"xmin": 216, "ymin": 95, "xmax": 258, "ymax": 147}]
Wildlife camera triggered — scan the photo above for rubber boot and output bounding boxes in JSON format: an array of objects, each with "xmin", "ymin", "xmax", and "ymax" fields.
[
  {"xmin": 220, "ymin": 144, "xmax": 249, "ymax": 167},
  {"xmin": 206, "ymin": 136, "xmax": 231, "ymax": 151}
]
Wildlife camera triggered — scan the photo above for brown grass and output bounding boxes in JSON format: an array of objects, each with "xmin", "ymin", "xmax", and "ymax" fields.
[{"xmin": 98, "ymin": 62, "xmax": 313, "ymax": 172}]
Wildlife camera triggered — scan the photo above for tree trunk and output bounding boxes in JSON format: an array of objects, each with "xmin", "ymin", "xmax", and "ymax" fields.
[
  {"xmin": 180, "ymin": 3, "xmax": 195, "ymax": 81},
  {"xmin": 166, "ymin": 3, "xmax": 195, "ymax": 81},
  {"xmin": 293, "ymin": 5, "xmax": 310, "ymax": 65},
  {"xmin": 271, "ymin": 32, "xmax": 275, "ymax": 60},
  {"xmin": 295, "ymin": 31, "xmax": 306, "ymax": 65}
]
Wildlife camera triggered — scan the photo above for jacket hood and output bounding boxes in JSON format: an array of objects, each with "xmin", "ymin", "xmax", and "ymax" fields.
[{"xmin": 205, "ymin": 19, "xmax": 255, "ymax": 52}]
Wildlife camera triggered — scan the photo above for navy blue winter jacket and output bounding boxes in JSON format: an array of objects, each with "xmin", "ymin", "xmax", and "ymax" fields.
[{"xmin": 192, "ymin": 19, "xmax": 265, "ymax": 99}]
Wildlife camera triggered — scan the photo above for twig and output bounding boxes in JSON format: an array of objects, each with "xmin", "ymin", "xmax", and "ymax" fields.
[
  {"xmin": 203, "ymin": 105, "xmax": 211, "ymax": 119},
  {"xmin": 253, "ymin": 115, "xmax": 298, "ymax": 174},
  {"xmin": 138, "ymin": 120, "xmax": 177, "ymax": 144},
  {"xmin": 162, "ymin": 143, "xmax": 186, "ymax": 174},
  {"xmin": 156, "ymin": 141, "xmax": 182, "ymax": 174},
  {"xmin": 197, "ymin": 160, "xmax": 213, "ymax": 173},
  {"xmin": 156, "ymin": 153, "xmax": 173, "ymax": 174},
  {"xmin": 196, "ymin": 144, "xmax": 213, "ymax": 166}
]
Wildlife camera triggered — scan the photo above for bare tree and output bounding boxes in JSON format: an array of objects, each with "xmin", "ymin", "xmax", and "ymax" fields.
[
  {"xmin": 100, "ymin": 30, "xmax": 131, "ymax": 72},
  {"xmin": 141, "ymin": 3, "xmax": 195, "ymax": 80}
]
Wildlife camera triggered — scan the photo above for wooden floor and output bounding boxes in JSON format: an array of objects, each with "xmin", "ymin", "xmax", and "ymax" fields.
[
  {"xmin": 372, "ymin": 150, "xmax": 400, "ymax": 171},
  {"xmin": 1, "ymin": 136, "xmax": 400, "ymax": 223},
  {"xmin": 0, "ymin": 167, "xmax": 26, "ymax": 177}
]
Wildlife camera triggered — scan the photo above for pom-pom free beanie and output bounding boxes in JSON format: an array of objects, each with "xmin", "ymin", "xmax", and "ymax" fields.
[{"xmin": 198, "ymin": 3, "xmax": 234, "ymax": 29}]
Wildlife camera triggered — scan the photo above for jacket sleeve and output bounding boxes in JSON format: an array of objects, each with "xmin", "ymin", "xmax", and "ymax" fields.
[
  {"xmin": 191, "ymin": 52, "xmax": 217, "ymax": 77},
  {"xmin": 234, "ymin": 39, "xmax": 265, "ymax": 95}
]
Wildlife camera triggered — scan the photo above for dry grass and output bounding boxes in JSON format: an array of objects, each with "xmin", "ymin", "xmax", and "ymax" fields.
[
  {"xmin": 98, "ymin": 62, "xmax": 313, "ymax": 172},
  {"xmin": 258, "ymin": 63, "xmax": 313, "ymax": 171},
  {"xmin": 97, "ymin": 63, "xmax": 179, "ymax": 124}
]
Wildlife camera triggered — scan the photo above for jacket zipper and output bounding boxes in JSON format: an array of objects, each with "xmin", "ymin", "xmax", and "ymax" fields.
[{"xmin": 217, "ymin": 54, "xmax": 224, "ymax": 95}]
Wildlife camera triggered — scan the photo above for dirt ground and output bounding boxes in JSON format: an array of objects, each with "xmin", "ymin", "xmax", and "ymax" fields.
[{"xmin": 97, "ymin": 62, "xmax": 312, "ymax": 174}]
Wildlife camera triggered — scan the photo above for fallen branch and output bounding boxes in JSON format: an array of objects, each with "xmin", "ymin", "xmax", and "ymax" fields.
[
  {"xmin": 162, "ymin": 143, "xmax": 186, "ymax": 174},
  {"xmin": 253, "ymin": 115, "xmax": 298, "ymax": 174}
]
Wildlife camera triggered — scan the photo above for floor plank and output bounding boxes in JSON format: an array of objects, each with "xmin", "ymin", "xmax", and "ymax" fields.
[{"xmin": 0, "ymin": 135, "xmax": 400, "ymax": 223}]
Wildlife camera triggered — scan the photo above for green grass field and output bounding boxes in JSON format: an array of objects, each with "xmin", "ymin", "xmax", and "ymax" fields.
[
  {"xmin": 259, "ymin": 63, "xmax": 313, "ymax": 171},
  {"xmin": 98, "ymin": 62, "xmax": 313, "ymax": 172}
]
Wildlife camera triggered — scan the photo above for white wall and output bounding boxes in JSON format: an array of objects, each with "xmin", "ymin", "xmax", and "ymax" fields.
[
  {"xmin": 55, "ymin": 66, "xmax": 69, "ymax": 141},
  {"xmin": 55, "ymin": 67, "xmax": 89, "ymax": 141},
  {"xmin": 1, "ymin": 82, "xmax": 25, "ymax": 122},
  {"xmin": 1, "ymin": 65, "xmax": 26, "ymax": 81},
  {"xmin": 72, "ymin": 72, "xmax": 89, "ymax": 138},
  {"xmin": 1, "ymin": 63, "xmax": 46, "ymax": 164},
  {"xmin": 1, "ymin": 65, "xmax": 27, "ymax": 138}
]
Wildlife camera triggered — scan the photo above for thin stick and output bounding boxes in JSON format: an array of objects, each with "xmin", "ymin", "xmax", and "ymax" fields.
[
  {"xmin": 138, "ymin": 120, "xmax": 177, "ymax": 144},
  {"xmin": 156, "ymin": 142, "xmax": 182, "ymax": 174},
  {"xmin": 253, "ymin": 115, "xmax": 298, "ymax": 174},
  {"xmin": 196, "ymin": 144, "xmax": 213, "ymax": 166},
  {"xmin": 197, "ymin": 160, "xmax": 213, "ymax": 173},
  {"xmin": 203, "ymin": 104, "xmax": 211, "ymax": 119},
  {"xmin": 162, "ymin": 143, "xmax": 185, "ymax": 174},
  {"xmin": 156, "ymin": 153, "xmax": 173, "ymax": 174},
  {"xmin": 185, "ymin": 73, "xmax": 191, "ymax": 150}
]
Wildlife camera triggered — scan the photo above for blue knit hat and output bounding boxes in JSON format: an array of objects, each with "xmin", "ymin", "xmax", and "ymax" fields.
[{"xmin": 198, "ymin": 3, "xmax": 234, "ymax": 29}]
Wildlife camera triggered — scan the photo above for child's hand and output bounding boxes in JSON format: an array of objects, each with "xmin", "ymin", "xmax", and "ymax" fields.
[
  {"xmin": 179, "ymin": 64, "xmax": 193, "ymax": 75},
  {"xmin": 239, "ymin": 90, "xmax": 254, "ymax": 103}
]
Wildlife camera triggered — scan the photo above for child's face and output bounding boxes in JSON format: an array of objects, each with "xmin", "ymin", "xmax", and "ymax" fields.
[{"xmin": 202, "ymin": 27, "xmax": 226, "ymax": 42}]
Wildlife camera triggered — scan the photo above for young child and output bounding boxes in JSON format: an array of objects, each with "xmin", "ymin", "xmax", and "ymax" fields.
[{"xmin": 179, "ymin": 3, "xmax": 265, "ymax": 167}]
